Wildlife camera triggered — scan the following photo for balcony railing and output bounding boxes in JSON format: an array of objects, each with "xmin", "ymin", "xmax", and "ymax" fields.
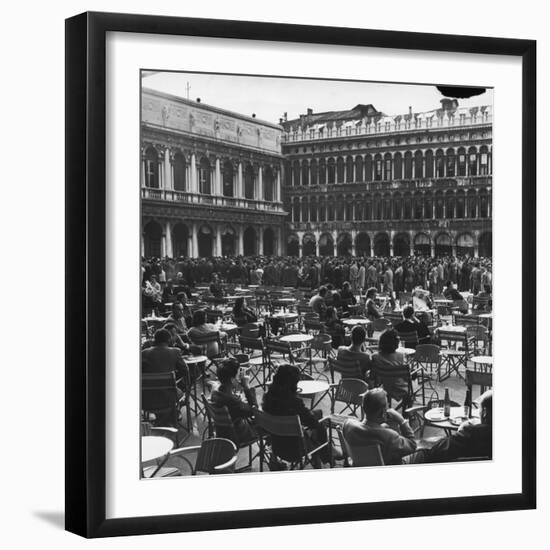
[
  {"xmin": 282, "ymin": 114, "xmax": 492, "ymax": 143},
  {"xmin": 141, "ymin": 187, "xmax": 285, "ymax": 212},
  {"xmin": 284, "ymin": 176, "xmax": 492, "ymax": 194}
]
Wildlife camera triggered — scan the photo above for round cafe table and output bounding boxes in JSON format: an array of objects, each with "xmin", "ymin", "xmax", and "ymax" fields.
[
  {"xmin": 297, "ymin": 379, "xmax": 331, "ymax": 409},
  {"xmin": 182, "ymin": 354, "xmax": 208, "ymax": 365},
  {"xmin": 141, "ymin": 436, "xmax": 174, "ymax": 463},
  {"xmin": 424, "ymin": 406, "xmax": 480, "ymax": 434},
  {"xmin": 437, "ymin": 324, "xmax": 467, "ymax": 333},
  {"xmin": 478, "ymin": 313, "xmax": 493, "ymax": 319},
  {"xmin": 280, "ymin": 333, "xmax": 313, "ymax": 345},
  {"xmin": 269, "ymin": 312, "xmax": 299, "ymax": 321},
  {"xmin": 396, "ymin": 347, "xmax": 416, "ymax": 357},
  {"xmin": 434, "ymin": 299, "xmax": 453, "ymax": 305},
  {"xmin": 471, "ymin": 356, "xmax": 493, "ymax": 373},
  {"xmin": 342, "ymin": 318, "xmax": 372, "ymax": 327}
]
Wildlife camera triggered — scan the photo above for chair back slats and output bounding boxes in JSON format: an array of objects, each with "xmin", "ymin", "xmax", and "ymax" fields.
[
  {"xmin": 328, "ymin": 357, "xmax": 363, "ymax": 382},
  {"xmin": 265, "ymin": 338, "xmax": 293, "ymax": 357},
  {"xmin": 239, "ymin": 335, "xmax": 265, "ymax": 352},
  {"xmin": 465, "ymin": 369, "xmax": 493, "ymax": 390},
  {"xmin": 370, "ymin": 362, "xmax": 410, "ymax": 382},
  {"xmin": 195, "ymin": 438, "xmax": 237, "ymax": 474},
  {"xmin": 142, "ymin": 372, "xmax": 177, "ymax": 411},
  {"xmin": 202, "ymin": 395, "xmax": 235, "ymax": 440},
  {"xmin": 339, "ymin": 429, "xmax": 385, "ymax": 467},
  {"xmin": 414, "ymin": 344, "xmax": 441, "ymax": 363},
  {"xmin": 254, "ymin": 410, "xmax": 303, "ymax": 438},
  {"xmin": 396, "ymin": 330, "xmax": 419, "ymax": 347},
  {"xmin": 334, "ymin": 378, "xmax": 369, "ymax": 407}
]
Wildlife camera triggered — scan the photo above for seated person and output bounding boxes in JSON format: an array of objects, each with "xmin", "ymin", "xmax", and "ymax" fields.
[
  {"xmin": 394, "ymin": 305, "xmax": 431, "ymax": 347},
  {"xmin": 443, "ymin": 281, "xmax": 469, "ymax": 314},
  {"xmin": 187, "ymin": 309, "xmax": 227, "ymax": 358},
  {"xmin": 473, "ymin": 284, "xmax": 493, "ymax": 311},
  {"xmin": 343, "ymin": 387, "xmax": 417, "ymax": 465},
  {"xmin": 262, "ymin": 364, "xmax": 332, "ymax": 468},
  {"xmin": 166, "ymin": 302, "xmax": 188, "ymax": 334},
  {"xmin": 340, "ymin": 281, "xmax": 357, "ymax": 314},
  {"xmin": 370, "ymin": 329, "xmax": 409, "ymax": 403},
  {"xmin": 412, "ymin": 287, "xmax": 433, "ymax": 311},
  {"xmin": 416, "ymin": 390, "xmax": 493, "ymax": 463},
  {"xmin": 162, "ymin": 280, "xmax": 177, "ymax": 303},
  {"xmin": 325, "ymin": 306, "xmax": 346, "ymax": 349},
  {"xmin": 365, "ymin": 287, "xmax": 383, "ymax": 321},
  {"xmin": 309, "ymin": 286, "xmax": 328, "ymax": 319},
  {"xmin": 141, "ymin": 328, "xmax": 186, "ymax": 376},
  {"xmin": 210, "ymin": 358, "xmax": 258, "ymax": 445},
  {"xmin": 209, "ymin": 273, "xmax": 225, "ymax": 300},
  {"xmin": 336, "ymin": 325, "xmax": 371, "ymax": 378},
  {"xmin": 232, "ymin": 297, "xmax": 258, "ymax": 326}
]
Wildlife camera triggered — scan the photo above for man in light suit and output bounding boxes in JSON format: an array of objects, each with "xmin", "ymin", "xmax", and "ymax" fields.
[{"xmin": 343, "ymin": 388, "xmax": 417, "ymax": 465}]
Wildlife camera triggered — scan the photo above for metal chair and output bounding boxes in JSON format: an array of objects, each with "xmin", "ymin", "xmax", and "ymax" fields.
[
  {"xmin": 465, "ymin": 369, "xmax": 493, "ymax": 397},
  {"xmin": 338, "ymin": 428, "xmax": 384, "ymax": 467},
  {"xmin": 238, "ymin": 335, "xmax": 268, "ymax": 389},
  {"xmin": 328, "ymin": 357, "xmax": 364, "ymax": 384},
  {"xmin": 437, "ymin": 330, "xmax": 473, "ymax": 381}
]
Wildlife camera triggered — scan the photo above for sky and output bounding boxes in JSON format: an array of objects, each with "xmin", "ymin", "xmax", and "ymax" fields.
[{"xmin": 142, "ymin": 71, "xmax": 494, "ymax": 125}]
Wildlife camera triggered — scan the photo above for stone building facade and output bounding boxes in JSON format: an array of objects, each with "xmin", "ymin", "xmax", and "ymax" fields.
[
  {"xmin": 141, "ymin": 88, "xmax": 286, "ymax": 258},
  {"xmin": 281, "ymin": 98, "xmax": 492, "ymax": 258}
]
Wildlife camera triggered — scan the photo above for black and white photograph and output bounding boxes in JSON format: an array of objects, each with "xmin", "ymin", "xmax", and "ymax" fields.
[{"xmin": 140, "ymin": 71, "xmax": 493, "ymax": 477}]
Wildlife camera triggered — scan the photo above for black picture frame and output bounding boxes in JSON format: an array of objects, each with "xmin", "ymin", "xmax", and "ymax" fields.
[{"xmin": 65, "ymin": 11, "xmax": 536, "ymax": 538}]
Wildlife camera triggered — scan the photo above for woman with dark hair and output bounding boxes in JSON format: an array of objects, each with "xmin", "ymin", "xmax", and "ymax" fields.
[
  {"xmin": 262, "ymin": 364, "xmax": 332, "ymax": 468},
  {"xmin": 371, "ymin": 329, "xmax": 408, "ymax": 402},
  {"xmin": 232, "ymin": 297, "xmax": 258, "ymax": 326},
  {"xmin": 210, "ymin": 357, "xmax": 257, "ymax": 445}
]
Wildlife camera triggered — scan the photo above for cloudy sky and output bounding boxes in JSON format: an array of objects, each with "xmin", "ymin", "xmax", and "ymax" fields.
[{"xmin": 143, "ymin": 70, "xmax": 493, "ymax": 124}]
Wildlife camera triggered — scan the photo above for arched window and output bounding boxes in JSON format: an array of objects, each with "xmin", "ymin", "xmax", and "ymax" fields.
[
  {"xmin": 244, "ymin": 164, "xmax": 255, "ymax": 199},
  {"xmin": 310, "ymin": 198, "xmax": 317, "ymax": 222},
  {"xmin": 414, "ymin": 192, "xmax": 423, "ymax": 219},
  {"xmin": 456, "ymin": 190, "xmax": 465, "ymax": 218},
  {"xmin": 364, "ymin": 200, "xmax": 371, "ymax": 221},
  {"xmin": 479, "ymin": 145, "xmax": 489, "ymax": 175},
  {"xmin": 393, "ymin": 193, "xmax": 403, "ymax": 219},
  {"xmin": 355, "ymin": 156, "xmax": 364, "ymax": 182},
  {"xmin": 435, "ymin": 191, "xmax": 444, "ymax": 218},
  {"xmin": 404, "ymin": 152, "xmax": 413, "ymax": 179},
  {"xmin": 301, "ymin": 197, "xmax": 309, "ymax": 222},
  {"xmin": 319, "ymin": 197, "xmax": 326, "ymax": 222},
  {"xmin": 327, "ymin": 158, "xmax": 336, "ymax": 184},
  {"xmin": 384, "ymin": 153, "xmax": 392, "ymax": 180},
  {"xmin": 199, "ymin": 157, "xmax": 211, "ymax": 194},
  {"xmin": 355, "ymin": 195, "xmax": 363, "ymax": 220},
  {"xmin": 374, "ymin": 154, "xmax": 383, "ymax": 181},
  {"xmin": 468, "ymin": 147, "xmax": 478, "ymax": 176},
  {"xmin": 318, "ymin": 158, "xmax": 326, "ymax": 185},
  {"xmin": 310, "ymin": 159, "xmax": 318, "ymax": 186},
  {"xmin": 435, "ymin": 150, "xmax": 445, "ymax": 178},
  {"xmin": 346, "ymin": 198, "xmax": 354, "ymax": 221},
  {"xmin": 293, "ymin": 197, "xmax": 300, "ymax": 222},
  {"xmin": 365, "ymin": 154, "xmax": 373, "ymax": 182},
  {"xmin": 346, "ymin": 156, "xmax": 354, "ymax": 183},
  {"xmin": 302, "ymin": 160, "xmax": 309, "ymax": 186},
  {"xmin": 424, "ymin": 192, "xmax": 433, "ymax": 219},
  {"xmin": 222, "ymin": 160, "xmax": 234, "ymax": 197},
  {"xmin": 263, "ymin": 166, "xmax": 274, "ymax": 201},
  {"xmin": 425, "ymin": 150, "xmax": 434, "ymax": 178},
  {"xmin": 446, "ymin": 148, "xmax": 456, "ymax": 177},
  {"xmin": 144, "ymin": 146, "xmax": 159, "ymax": 188},
  {"xmin": 457, "ymin": 148, "xmax": 466, "ymax": 176},
  {"xmin": 403, "ymin": 193, "xmax": 412, "ymax": 219},
  {"xmin": 446, "ymin": 191, "xmax": 455, "ymax": 218},
  {"xmin": 293, "ymin": 160, "xmax": 301, "ymax": 186},
  {"xmin": 336, "ymin": 196, "xmax": 345, "ymax": 220},
  {"xmin": 393, "ymin": 153, "xmax": 403, "ymax": 180},
  {"xmin": 414, "ymin": 151, "xmax": 423, "ymax": 178},
  {"xmin": 336, "ymin": 157, "xmax": 345, "ymax": 183},
  {"xmin": 327, "ymin": 200, "xmax": 335, "ymax": 221},
  {"xmin": 479, "ymin": 189, "xmax": 489, "ymax": 218},
  {"xmin": 467, "ymin": 190, "xmax": 477, "ymax": 218},
  {"xmin": 284, "ymin": 160, "xmax": 292, "ymax": 186},
  {"xmin": 173, "ymin": 151, "xmax": 186, "ymax": 191}
]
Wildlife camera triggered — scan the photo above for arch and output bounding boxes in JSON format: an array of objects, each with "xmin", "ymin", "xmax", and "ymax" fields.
[
  {"xmin": 364, "ymin": 198, "xmax": 372, "ymax": 221},
  {"xmin": 336, "ymin": 194, "xmax": 345, "ymax": 221},
  {"xmin": 479, "ymin": 231, "xmax": 492, "ymax": 257},
  {"xmin": 355, "ymin": 232, "xmax": 371, "ymax": 257},
  {"xmin": 199, "ymin": 157, "xmax": 211, "ymax": 195},
  {"xmin": 456, "ymin": 232, "xmax": 475, "ymax": 256},
  {"xmin": 327, "ymin": 158, "xmax": 336, "ymax": 184},
  {"xmin": 198, "ymin": 224, "xmax": 213, "ymax": 257},
  {"xmin": 302, "ymin": 233, "xmax": 316, "ymax": 256},
  {"xmin": 221, "ymin": 226, "xmax": 236, "ymax": 256},
  {"xmin": 413, "ymin": 191, "xmax": 423, "ymax": 219},
  {"xmin": 365, "ymin": 154, "xmax": 373, "ymax": 182},
  {"xmin": 318, "ymin": 196, "xmax": 326, "ymax": 222},
  {"xmin": 414, "ymin": 150, "xmax": 423, "ymax": 178},
  {"xmin": 445, "ymin": 189, "xmax": 455, "ymax": 218},
  {"xmin": 263, "ymin": 227, "xmax": 276, "ymax": 256},
  {"xmin": 424, "ymin": 191, "xmax": 433, "ymax": 219},
  {"xmin": 336, "ymin": 157, "xmax": 345, "ymax": 183},
  {"xmin": 244, "ymin": 163, "xmax": 255, "ymax": 199},
  {"xmin": 292, "ymin": 197, "xmax": 301, "ymax": 222},
  {"xmin": 374, "ymin": 153, "xmax": 383, "ymax": 181},
  {"xmin": 301, "ymin": 196, "xmax": 309, "ymax": 222},
  {"xmin": 263, "ymin": 166, "xmax": 275, "ymax": 201},
  {"xmin": 456, "ymin": 189, "xmax": 466, "ymax": 218},
  {"xmin": 479, "ymin": 188, "xmax": 490, "ymax": 218},
  {"xmin": 466, "ymin": 189, "xmax": 477, "ymax": 218},
  {"xmin": 457, "ymin": 147, "xmax": 467, "ymax": 176},
  {"xmin": 327, "ymin": 198, "xmax": 335, "ymax": 221},
  {"xmin": 435, "ymin": 190, "xmax": 445, "ymax": 218},
  {"xmin": 373, "ymin": 233, "xmax": 390, "ymax": 256},
  {"xmin": 345, "ymin": 196, "xmax": 354, "ymax": 221},
  {"xmin": 243, "ymin": 226, "xmax": 257, "ymax": 256},
  {"xmin": 468, "ymin": 146, "xmax": 478, "ymax": 176},
  {"xmin": 403, "ymin": 151, "xmax": 413, "ymax": 179},
  {"xmin": 173, "ymin": 223, "xmax": 189, "ymax": 258},
  {"xmin": 337, "ymin": 233, "xmax": 352, "ymax": 256},
  {"xmin": 393, "ymin": 232, "xmax": 410, "ymax": 257},
  {"xmin": 319, "ymin": 232, "xmax": 334, "ymax": 256},
  {"xmin": 435, "ymin": 149, "xmax": 445, "ymax": 178},
  {"xmin": 446, "ymin": 148, "xmax": 456, "ymax": 177},
  {"xmin": 393, "ymin": 152, "xmax": 403, "ymax": 180},
  {"xmin": 310, "ymin": 159, "xmax": 318, "ymax": 186},
  {"xmin": 222, "ymin": 160, "xmax": 234, "ymax": 197},
  {"xmin": 346, "ymin": 156, "xmax": 354, "ymax": 183},
  {"xmin": 144, "ymin": 146, "xmax": 159, "ymax": 188},
  {"xmin": 318, "ymin": 158, "xmax": 326, "ymax": 185},
  {"xmin": 355, "ymin": 155, "xmax": 364, "ymax": 182},
  {"xmin": 425, "ymin": 149, "xmax": 434, "ymax": 178},
  {"xmin": 143, "ymin": 220, "xmax": 162, "ymax": 258},
  {"xmin": 479, "ymin": 145, "xmax": 490, "ymax": 175},
  {"xmin": 403, "ymin": 191, "xmax": 412, "ymax": 220},
  {"xmin": 301, "ymin": 160, "xmax": 309, "ymax": 186},
  {"xmin": 382, "ymin": 192, "xmax": 392, "ymax": 219},
  {"xmin": 173, "ymin": 150, "xmax": 186, "ymax": 191},
  {"xmin": 413, "ymin": 232, "xmax": 431, "ymax": 256},
  {"xmin": 293, "ymin": 160, "xmax": 301, "ymax": 186},
  {"xmin": 355, "ymin": 193, "xmax": 363, "ymax": 221},
  {"xmin": 287, "ymin": 234, "xmax": 299, "ymax": 257},
  {"xmin": 384, "ymin": 153, "xmax": 392, "ymax": 181},
  {"xmin": 309, "ymin": 196, "xmax": 318, "ymax": 222},
  {"xmin": 434, "ymin": 232, "xmax": 452, "ymax": 256},
  {"xmin": 373, "ymin": 193, "xmax": 382, "ymax": 220}
]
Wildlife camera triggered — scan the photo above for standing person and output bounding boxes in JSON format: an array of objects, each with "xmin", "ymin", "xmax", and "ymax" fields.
[
  {"xmin": 470, "ymin": 263, "xmax": 482, "ymax": 295},
  {"xmin": 383, "ymin": 264, "xmax": 394, "ymax": 295},
  {"xmin": 358, "ymin": 261, "xmax": 366, "ymax": 291},
  {"xmin": 349, "ymin": 261, "xmax": 359, "ymax": 291},
  {"xmin": 366, "ymin": 261, "xmax": 377, "ymax": 290},
  {"xmin": 394, "ymin": 262, "xmax": 404, "ymax": 294}
]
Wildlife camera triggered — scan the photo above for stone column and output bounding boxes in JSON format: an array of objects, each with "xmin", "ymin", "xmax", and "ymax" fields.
[
  {"xmin": 258, "ymin": 166, "xmax": 263, "ymax": 201},
  {"xmin": 452, "ymin": 243, "xmax": 457, "ymax": 257},
  {"xmin": 276, "ymin": 168, "xmax": 281, "ymax": 202},
  {"xmin": 164, "ymin": 148, "xmax": 172, "ymax": 190},
  {"xmin": 430, "ymin": 242, "xmax": 435, "ymax": 258},
  {"xmin": 238, "ymin": 162, "xmax": 243, "ymax": 198},
  {"xmin": 161, "ymin": 230, "xmax": 167, "ymax": 257},
  {"xmin": 165, "ymin": 221, "xmax": 173, "ymax": 258},
  {"xmin": 192, "ymin": 222, "xmax": 198, "ymax": 258},
  {"xmin": 474, "ymin": 245, "xmax": 479, "ymax": 258},
  {"xmin": 191, "ymin": 153, "xmax": 197, "ymax": 193},
  {"xmin": 215, "ymin": 225, "xmax": 222, "ymax": 257},
  {"xmin": 215, "ymin": 158, "xmax": 221, "ymax": 196},
  {"xmin": 389, "ymin": 231, "xmax": 394, "ymax": 257},
  {"xmin": 258, "ymin": 227, "xmax": 264, "ymax": 256},
  {"xmin": 332, "ymin": 230, "xmax": 338, "ymax": 257},
  {"xmin": 351, "ymin": 229, "xmax": 357, "ymax": 256},
  {"xmin": 141, "ymin": 157, "xmax": 146, "ymax": 187},
  {"xmin": 298, "ymin": 243, "xmax": 303, "ymax": 258},
  {"xmin": 237, "ymin": 226, "xmax": 244, "ymax": 255},
  {"xmin": 141, "ymin": 234, "xmax": 145, "ymax": 256}
]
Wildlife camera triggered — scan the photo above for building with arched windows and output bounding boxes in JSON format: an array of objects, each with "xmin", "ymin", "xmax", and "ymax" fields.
[
  {"xmin": 281, "ymin": 99, "xmax": 492, "ymax": 258},
  {"xmin": 141, "ymin": 88, "xmax": 286, "ymax": 258}
]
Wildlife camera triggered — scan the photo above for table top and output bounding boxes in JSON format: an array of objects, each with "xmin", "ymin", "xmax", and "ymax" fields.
[
  {"xmin": 280, "ymin": 333, "xmax": 314, "ymax": 344},
  {"xmin": 142, "ymin": 316, "xmax": 168, "ymax": 323},
  {"xmin": 182, "ymin": 354, "xmax": 208, "ymax": 364},
  {"xmin": 438, "ymin": 324, "xmax": 467, "ymax": 333},
  {"xmin": 269, "ymin": 312, "xmax": 298, "ymax": 319},
  {"xmin": 297, "ymin": 380, "xmax": 330, "ymax": 395},
  {"xmin": 424, "ymin": 406, "xmax": 480, "ymax": 430},
  {"xmin": 471, "ymin": 355, "xmax": 493, "ymax": 365},
  {"xmin": 141, "ymin": 436, "xmax": 174, "ymax": 463},
  {"xmin": 434, "ymin": 299, "xmax": 454, "ymax": 304},
  {"xmin": 273, "ymin": 298, "xmax": 296, "ymax": 303},
  {"xmin": 396, "ymin": 347, "xmax": 416, "ymax": 356},
  {"xmin": 342, "ymin": 318, "xmax": 372, "ymax": 326},
  {"xmin": 478, "ymin": 312, "xmax": 493, "ymax": 319},
  {"xmin": 226, "ymin": 295, "xmax": 254, "ymax": 300}
]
